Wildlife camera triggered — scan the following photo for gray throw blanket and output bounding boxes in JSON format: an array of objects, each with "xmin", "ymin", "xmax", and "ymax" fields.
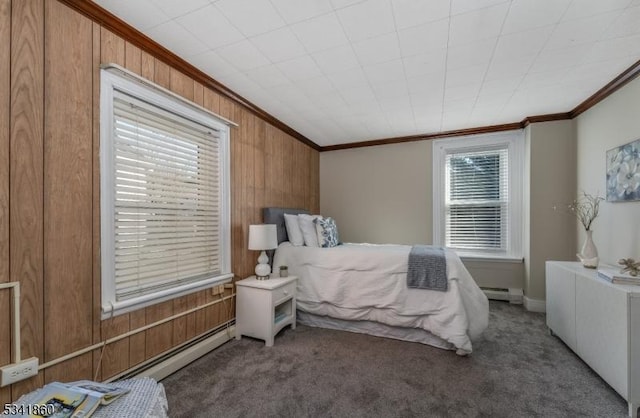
[{"xmin": 407, "ymin": 245, "xmax": 448, "ymax": 291}]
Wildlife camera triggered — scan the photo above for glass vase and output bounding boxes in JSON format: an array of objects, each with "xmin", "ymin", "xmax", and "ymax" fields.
[{"xmin": 577, "ymin": 229, "xmax": 598, "ymax": 268}]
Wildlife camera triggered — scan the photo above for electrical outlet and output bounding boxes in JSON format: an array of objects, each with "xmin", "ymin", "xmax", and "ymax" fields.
[
  {"xmin": 1, "ymin": 357, "xmax": 39, "ymax": 387},
  {"xmin": 212, "ymin": 284, "xmax": 225, "ymax": 296}
]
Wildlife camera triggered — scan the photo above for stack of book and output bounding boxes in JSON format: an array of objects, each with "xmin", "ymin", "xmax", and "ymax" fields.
[{"xmin": 597, "ymin": 266, "xmax": 640, "ymax": 286}]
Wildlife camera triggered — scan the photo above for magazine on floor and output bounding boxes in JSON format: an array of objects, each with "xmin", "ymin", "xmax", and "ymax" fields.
[{"xmin": 4, "ymin": 380, "xmax": 129, "ymax": 417}]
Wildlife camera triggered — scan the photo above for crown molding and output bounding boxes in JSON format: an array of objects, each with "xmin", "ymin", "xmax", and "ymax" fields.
[
  {"xmin": 521, "ymin": 112, "xmax": 572, "ymax": 126},
  {"xmin": 56, "ymin": 0, "xmax": 321, "ymax": 151},
  {"xmin": 570, "ymin": 58, "xmax": 640, "ymax": 118},
  {"xmin": 322, "ymin": 113, "xmax": 573, "ymax": 152},
  {"xmin": 321, "ymin": 123, "xmax": 523, "ymax": 152}
]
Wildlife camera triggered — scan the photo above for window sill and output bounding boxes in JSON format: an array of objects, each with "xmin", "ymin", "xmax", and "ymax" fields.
[
  {"xmin": 459, "ymin": 255, "xmax": 524, "ymax": 264},
  {"xmin": 101, "ymin": 273, "xmax": 234, "ymax": 319}
]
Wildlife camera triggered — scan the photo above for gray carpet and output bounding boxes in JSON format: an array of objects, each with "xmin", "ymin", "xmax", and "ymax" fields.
[{"xmin": 162, "ymin": 301, "xmax": 628, "ymax": 417}]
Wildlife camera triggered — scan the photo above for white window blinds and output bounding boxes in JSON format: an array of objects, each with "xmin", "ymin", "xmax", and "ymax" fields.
[
  {"xmin": 112, "ymin": 91, "xmax": 223, "ymax": 301},
  {"xmin": 100, "ymin": 66, "xmax": 232, "ymax": 318},
  {"xmin": 433, "ymin": 131, "xmax": 523, "ymax": 260},
  {"xmin": 445, "ymin": 147, "xmax": 508, "ymax": 252}
]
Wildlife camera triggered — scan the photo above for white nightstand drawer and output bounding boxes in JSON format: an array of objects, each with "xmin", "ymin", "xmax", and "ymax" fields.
[{"xmin": 273, "ymin": 281, "xmax": 296, "ymax": 305}]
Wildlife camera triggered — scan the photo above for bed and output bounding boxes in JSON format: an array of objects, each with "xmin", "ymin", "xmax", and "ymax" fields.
[{"xmin": 264, "ymin": 208, "xmax": 489, "ymax": 355}]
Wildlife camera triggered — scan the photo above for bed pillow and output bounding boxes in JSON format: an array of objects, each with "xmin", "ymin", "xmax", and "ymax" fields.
[
  {"xmin": 298, "ymin": 214, "xmax": 322, "ymax": 247},
  {"xmin": 284, "ymin": 213, "xmax": 305, "ymax": 246},
  {"xmin": 314, "ymin": 217, "xmax": 340, "ymax": 248}
]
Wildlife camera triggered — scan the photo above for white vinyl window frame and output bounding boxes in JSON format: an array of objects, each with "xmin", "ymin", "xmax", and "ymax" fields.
[
  {"xmin": 100, "ymin": 65, "xmax": 234, "ymax": 319},
  {"xmin": 432, "ymin": 130, "xmax": 524, "ymax": 261}
]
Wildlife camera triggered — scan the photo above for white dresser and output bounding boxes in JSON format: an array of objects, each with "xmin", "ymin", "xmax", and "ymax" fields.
[{"xmin": 546, "ymin": 261, "xmax": 640, "ymax": 417}]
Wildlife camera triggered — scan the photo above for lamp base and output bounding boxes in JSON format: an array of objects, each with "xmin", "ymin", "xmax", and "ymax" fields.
[{"xmin": 255, "ymin": 251, "xmax": 271, "ymax": 280}]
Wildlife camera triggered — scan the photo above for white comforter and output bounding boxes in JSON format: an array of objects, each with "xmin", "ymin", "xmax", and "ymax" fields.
[{"xmin": 273, "ymin": 242, "xmax": 489, "ymax": 354}]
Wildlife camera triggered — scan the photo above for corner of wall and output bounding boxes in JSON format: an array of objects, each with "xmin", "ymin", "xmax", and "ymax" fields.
[
  {"xmin": 525, "ymin": 120, "xmax": 577, "ymax": 302},
  {"xmin": 523, "ymin": 125, "xmax": 532, "ymax": 297}
]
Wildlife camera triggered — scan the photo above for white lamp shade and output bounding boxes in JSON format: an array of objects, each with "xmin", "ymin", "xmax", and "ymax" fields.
[{"xmin": 248, "ymin": 224, "xmax": 278, "ymax": 250}]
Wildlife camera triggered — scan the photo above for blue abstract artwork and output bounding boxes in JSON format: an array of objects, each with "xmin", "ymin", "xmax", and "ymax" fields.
[{"xmin": 606, "ymin": 138, "xmax": 640, "ymax": 202}]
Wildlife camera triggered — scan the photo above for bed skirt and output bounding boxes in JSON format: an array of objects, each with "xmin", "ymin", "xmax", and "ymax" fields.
[{"xmin": 297, "ymin": 310, "xmax": 465, "ymax": 354}]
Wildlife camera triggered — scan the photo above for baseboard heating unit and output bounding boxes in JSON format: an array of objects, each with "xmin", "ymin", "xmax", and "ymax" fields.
[
  {"xmin": 109, "ymin": 321, "xmax": 235, "ymax": 383},
  {"xmin": 482, "ymin": 287, "xmax": 523, "ymax": 304}
]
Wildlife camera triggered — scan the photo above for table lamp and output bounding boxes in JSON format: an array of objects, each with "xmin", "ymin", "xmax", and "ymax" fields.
[{"xmin": 248, "ymin": 224, "xmax": 278, "ymax": 280}]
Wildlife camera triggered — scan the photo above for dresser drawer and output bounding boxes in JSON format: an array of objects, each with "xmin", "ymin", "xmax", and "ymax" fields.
[{"xmin": 272, "ymin": 281, "xmax": 296, "ymax": 305}]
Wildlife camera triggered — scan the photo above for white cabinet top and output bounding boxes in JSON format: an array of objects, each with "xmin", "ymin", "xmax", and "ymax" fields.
[
  {"xmin": 548, "ymin": 261, "xmax": 640, "ymax": 294},
  {"xmin": 236, "ymin": 275, "xmax": 298, "ymax": 290}
]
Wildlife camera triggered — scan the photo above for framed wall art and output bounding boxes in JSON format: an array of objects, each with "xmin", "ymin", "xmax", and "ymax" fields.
[{"xmin": 606, "ymin": 138, "xmax": 640, "ymax": 202}]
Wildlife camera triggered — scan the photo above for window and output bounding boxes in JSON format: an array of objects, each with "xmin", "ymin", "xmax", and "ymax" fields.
[
  {"xmin": 100, "ymin": 66, "xmax": 233, "ymax": 318},
  {"xmin": 433, "ymin": 131, "xmax": 523, "ymax": 260}
]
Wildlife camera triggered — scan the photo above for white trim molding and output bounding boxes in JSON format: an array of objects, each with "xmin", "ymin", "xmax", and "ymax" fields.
[
  {"xmin": 524, "ymin": 296, "xmax": 546, "ymax": 312},
  {"xmin": 99, "ymin": 66, "xmax": 233, "ymax": 318},
  {"xmin": 432, "ymin": 130, "xmax": 525, "ymax": 260}
]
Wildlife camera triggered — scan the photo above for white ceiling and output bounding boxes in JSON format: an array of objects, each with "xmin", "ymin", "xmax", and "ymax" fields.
[{"xmin": 95, "ymin": 0, "xmax": 640, "ymax": 147}]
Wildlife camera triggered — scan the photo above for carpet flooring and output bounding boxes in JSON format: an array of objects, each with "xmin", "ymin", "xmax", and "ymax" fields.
[{"xmin": 162, "ymin": 301, "xmax": 628, "ymax": 417}]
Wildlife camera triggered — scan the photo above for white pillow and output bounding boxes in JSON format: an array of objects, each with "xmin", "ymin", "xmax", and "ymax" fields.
[
  {"xmin": 298, "ymin": 214, "xmax": 322, "ymax": 247},
  {"xmin": 284, "ymin": 213, "xmax": 304, "ymax": 246}
]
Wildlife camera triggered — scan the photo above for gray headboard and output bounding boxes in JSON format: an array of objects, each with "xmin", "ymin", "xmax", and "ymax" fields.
[{"xmin": 263, "ymin": 207, "xmax": 310, "ymax": 245}]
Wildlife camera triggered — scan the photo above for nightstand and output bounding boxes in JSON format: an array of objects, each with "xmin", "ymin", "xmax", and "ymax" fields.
[{"xmin": 235, "ymin": 275, "xmax": 297, "ymax": 347}]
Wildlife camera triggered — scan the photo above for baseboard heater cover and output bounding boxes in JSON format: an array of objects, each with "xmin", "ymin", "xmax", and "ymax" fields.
[
  {"xmin": 109, "ymin": 322, "xmax": 235, "ymax": 383},
  {"xmin": 482, "ymin": 287, "xmax": 523, "ymax": 304}
]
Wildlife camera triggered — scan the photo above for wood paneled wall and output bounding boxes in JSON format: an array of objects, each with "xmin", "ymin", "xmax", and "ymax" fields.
[
  {"xmin": 0, "ymin": 0, "xmax": 10, "ymax": 409},
  {"xmin": 0, "ymin": 0, "xmax": 319, "ymax": 401}
]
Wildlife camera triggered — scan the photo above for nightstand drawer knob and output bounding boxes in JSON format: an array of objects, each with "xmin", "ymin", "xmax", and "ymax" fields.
[{"xmin": 283, "ymin": 290, "xmax": 288, "ymax": 295}]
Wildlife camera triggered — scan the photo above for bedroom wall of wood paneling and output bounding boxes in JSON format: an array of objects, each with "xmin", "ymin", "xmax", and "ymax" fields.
[
  {"xmin": 0, "ymin": 0, "xmax": 10, "ymax": 407},
  {"xmin": 0, "ymin": 0, "xmax": 319, "ymax": 402}
]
